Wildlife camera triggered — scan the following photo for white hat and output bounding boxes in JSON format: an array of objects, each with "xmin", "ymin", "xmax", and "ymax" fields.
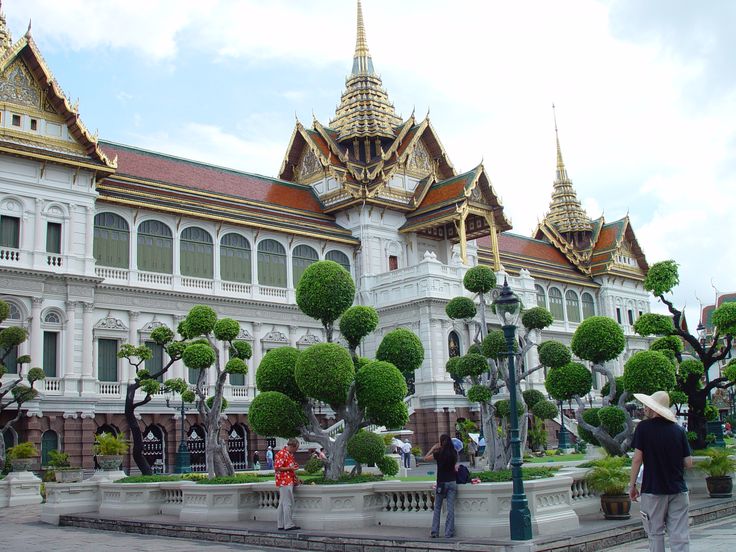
[{"xmin": 633, "ymin": 391, "xmax": 676, "ymax": 422}]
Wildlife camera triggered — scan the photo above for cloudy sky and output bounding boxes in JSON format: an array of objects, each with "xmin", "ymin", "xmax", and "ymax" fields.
[{"xmin": 6, "ymin": 0, "xmax": 734, "ymax": 319}]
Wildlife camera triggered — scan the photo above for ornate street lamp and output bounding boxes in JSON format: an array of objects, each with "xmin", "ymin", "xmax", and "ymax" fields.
[
  {"xmin": 697, "ymin": 322, "xmax": 710, "ymax": 395},
  {"xmin": 557, "ymin": 399, "xmax": 570, "ymax": 452},
  {"xmin": 492, "ymin": 277, "xmax": 532, "ymax": 541},
  {"xmin": 166, "ymin": 392, "xmax": 192, "ymax": 474}
]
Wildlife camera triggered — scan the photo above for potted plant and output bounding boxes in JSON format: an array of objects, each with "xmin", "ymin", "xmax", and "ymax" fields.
[
  {"xmin": 584, "ymin": 455, "xmax": 631, "ymax": 519},
  {"xmin": 698, "ymin": 448, "xmax": 736, "ymax": 498},
  {"xmin": 92, "ymin": 432, "xmax": 129, "ymax": 470},
  {"xmin": 47, "ymin": 450, "xmax": 85, "ymax": 483},
  {"xmin": 7, "ymin": 442, "xmax": 39, "ymax": 472}
]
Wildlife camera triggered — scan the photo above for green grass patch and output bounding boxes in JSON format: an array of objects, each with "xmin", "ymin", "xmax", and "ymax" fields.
[
  {"xmin": 526, "ymin": 453, "xmax": 585, "ymax": 463},
  {"xmin": 197, "ymin": 474, "xmax": 264, "ymax": 485},
  {"xmin": 473, "ymin": 467, "xmax": 557, "ymax": 482},
  {"xmin": 119, "ymin": 475, "xmax": 184, "ymax": 483},
  {"xmin": 300, "ymin": 474, "xmax": 387, "ymax": 485},
  {"xmin": 577, "ymin": 456, "xmax": 632, "ymax": 468}
]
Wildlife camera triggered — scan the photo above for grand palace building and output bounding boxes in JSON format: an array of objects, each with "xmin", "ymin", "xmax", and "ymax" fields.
[{"xmin": 0, "ymin": 2, "xmax": 652, "ymax": 471}]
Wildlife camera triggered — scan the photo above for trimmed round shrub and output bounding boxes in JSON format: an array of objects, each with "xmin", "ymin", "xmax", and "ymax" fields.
[
  {"xmin": 182, "ymin": 342, "xmax": 216, "ymax": 370},
  {"xmin": 213, "ymin": 318, "xmax": 239, "ymax": 342},
  {"xmin": 712, "ymin": 302, "xmax": 736, "ymax": 335},
  {"xmin": 678, "ymin": 359, "xmax": 704, "ymax": 379},
  {"xmin": 230, "ymin": 340, "xmax": 253, "ymax": 360},
  {"xmin": 225, "ymin": 358, "xmax": 248, "ymax": 375},
  {"xmin": 463, "ymin": 265, "xmax": 496, "ymax": 294},
  {"xmin": 724, "ymin": 359, "xmax": 736, "ymax": 382},
  {"xmin": 579, "ymin": 408, "xmax": 601, "ymax": 446},
  {"xmin": 467, "ymin": 343, "xmax": 483, "ymax": 356},
  {"xmin": 356, "ymin": 356, "xmax": 372, "ymax": 371},
  {"xmin": 186, "ymin": 305, "xmax": 218, "ymax": 336},
  {"xmin": 523, "ymin": 389, "xmax": 545, "ymax": 409},
  {"xmin": 532, "ymin": 399, "xmax": 558, "ymax": 420},
  {"xmin": 704, "ymin": 404, "xmax": 719, "ymax": 421},
  {"xmin": 446, "ymin": 297, "xmax": 477, "ymax": 320},
  {"xmin": 633, "ymin": 313, "xmax": 674, "ymax": 337},
  {"xmin": 571, "ymin": 317, "xmax": 625, "ymax": 363},
  {"xmin": 623, "ymin": 350, "xmax": 676, "ymax": 395},
  {"xmin": 11, "ymin": 385, "xmax": 37, "ymax": 403},
  {"xmin": 206, "ymin": 396, "xmax": 228, "ymax": 411},
  {"xmin": 601, "ymin": 376, "xmax": 625, "ymax": 405},
  {"xmin": 339, "ymin": 306, "xmax": 379, "ymax": 348},
  {"xmin": 659, "ymin": 349, "xmax": 677, "ymax": 366},
  {"xmin": 445, "ymin": 356, "xmax": 462, "ymax": 377},
  {"xmin": 304, "ymin": 457, "xmax": 323, "ymax": 474},
  {"xmin": 376, "ymin": 328, "xmax": 424, "ymax": 375},
  {"xmin": 482, "ymin": 330, "xmax": 516, "ymax": 359},
  {"xmin": 545, "ymin": 362, "xmax": 592, "ymax": 401},
  {"xmin": 150, "ymin": 326, "xmax": 175, "ymax": 345},
  {"xmin": 248, "ymin": 391, "xmax": 304, "ymax": 438},
  {"xmin": 467, "ymin": 384, "xmax": 492, "ymax": 404},
  {"xmin": 0, "ymin": 300, "xmax": 9, "ymax": 322},
  {"xmin": 181, "ymin": 389, "xmax": 196, "ymax": 403},
  {"xmin": 347, "ymin": 430, "xmax": 385, "ymax": 465},
  {"xmin": 355, "ymin": 360, "xmax": 407, "ymax": 409},
  {"xmin": 456, "ymin": 353, "xmax": 488, "ymax": 378},
  {"xmin": 16, "ymin": 354, "xmax": 31, "ymax": 365},
  {"xmin": 140, "ymin": 378, "xmax": 162, "ymax": 396},
  {"xmin": 495, "ymin": 399, "xmax": 510, "ymax": 419},
  {"xmin": 0, "ymin": 326, "xmax": 27, "ymax": 348},
  {"xmin": 669, "ymin": 390, "xmax": 688, "ymax": 405},
  {"xmin": 538, "ymin": 341, "xmax": 571, "ymax": 369},
  {"xmin": 644, "ymin": 260, "xmax": 679, "ymax": 297},
  {"xmin": 295, "ymin": 343, "xmax": 354, "ymax": 406},
  {"xmin": 522, "ymin": 307, "xmax": 553, "ymax": 330},
  {"xmin": 375, "ymin": 455, "xmax": 399, "ymax": 477},
  {"xmin": 256, "ymin": 347, "xmax": 303, "ymax": 401},
  {"xmin": 26, "ymin": 367, "xmax": 46, "ymax": 383},
  {"xmin": 650, "ymin": 335, "xmax": 683, "ymax": 354},
  {"xmin": 366, "ymin": 401, "xmax": 408, "ymax": 429},
  {"xmin": 166, "ymin": 341, "xmax": 187, "ymax": 359},
  {"xmin": 296, "ymin": 261, "xmax": 355, "ymax": 325},
  {"xmin": 597, "ymin": 406, "xmax": 625, "ymax": 436}
]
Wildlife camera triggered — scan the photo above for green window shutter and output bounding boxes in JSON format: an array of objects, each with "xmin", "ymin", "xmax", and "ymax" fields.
[
  {"xmin": 292, "ymin": 245, "xmax": 318, "ymax": 286},
  {"xmin": 0, "ymin": 215, "xmax": 20, "ymax": 248},
  {"xmin": 98, "ymin": 338, "xmax": 118, "ymax": 382},
  {"xmin": 548, "ymin": 288, "xmax": 564, "ymax": 321},
  {"xmin": 581, "ymin": 293, "xmax": 596, "ymax": 319},
  {"xmin": 93, "ymin": 213, "xmax": 129, "ymax": 268},
  {"xmin": 535, "ymin": 285, "xmax": 546, "ymax": 308},
  {"xmin": 325, "ymin": 250, "xmax": 351, "ymax": 273},
  {"xmin": 229, "ymin": 372, "xmax": 245, "ymax": 386},
  {"xmin": 181, "ymin": 227, "xmax": 213, "ymax": 278},
  {"xmin": 566, "ymin": 291, "xmax": 581, "ymax": 323},
  {"xmin": 145, "ymin": 341, "xmax": 164, "ymax": 382},
  {"xmin": 137, "ymin": 220, "xmax": 173, "ymax": 273},
  {"xmin": 257, "ymin": 239, "xmax": 286, "ymax": 287},
  {"xmin": 220, "ymin": 233, "xmax": 251, "ymax": 283},
  {"xmin": 43, "ymin": 331, "xmax": 58, "ymax": 377},
  {"xmin": 46, "ymin": 222, "xmax": 62, "ymax": 254},
  {"xmin": 1, "ymin": 345, "xmax": 18, "ymax": 374},
  {"xmin": 189, "ymin": 367, "xmax": 200, "ymax": 385},
  {"xmin": 41, "ymin": 431, "xmax": 59, "ymax": 466}
]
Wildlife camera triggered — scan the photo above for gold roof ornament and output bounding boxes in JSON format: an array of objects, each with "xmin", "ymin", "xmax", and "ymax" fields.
[
  {"xmin": 0, "ymin": 1, "xmax": 12, "ymax": 55},
  {"xmin": 329, "ymin": 0, "xmax": 402, "ymax": 141},
  {"xmin": 544, "ymin": 104, "xmax": 592, "ymax": 234}
]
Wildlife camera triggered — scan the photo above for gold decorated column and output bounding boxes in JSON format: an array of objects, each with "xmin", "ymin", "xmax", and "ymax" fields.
[
  {"xmin": 459, "ymin": 210, "xmax": 468, "ymax": 265},
  {"xmin": 485, "ymin": 213, "xmax": 501, "ymax": 270}
]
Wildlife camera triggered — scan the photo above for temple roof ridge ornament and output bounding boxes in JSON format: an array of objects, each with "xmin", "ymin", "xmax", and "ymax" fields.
[{"xmin": 0, "ymin": 1, "xmax": 12, "ymax": 55}]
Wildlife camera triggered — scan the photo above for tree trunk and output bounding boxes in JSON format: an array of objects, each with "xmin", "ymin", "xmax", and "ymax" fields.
[{"xmin": 124, "ymin": 383, "xmax": 152, "ymax": 475}]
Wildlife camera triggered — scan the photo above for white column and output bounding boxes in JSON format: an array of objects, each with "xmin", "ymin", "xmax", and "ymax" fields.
[
  {"xmin": 33, "ymin": 199, "xmax": 44, "ymax": 266},
  {"xmin": 289, "ymin": 325, "xmax": 298, "ymax": 348},
  {"xmin": 64, "ymin": 301, "xmax": 78, "ymax": 377},
  {"xmin": 128, "ymin": 311, "xmax": 139, "ymax": 382},
  {"xmin": 84, "ymin": 206, "xmax": 94, "ymax": 260},
  {"xmin": 172, "ymin": 314, "xmax": 186, "ymax": 381},
  {"xmin": 30, "ymin": 297, "xmax": 43, "ymax": 367},
  {"xmin": 81, "ymin": 303, "xmax": 94, "ymax": 379},
  {"xmin": 65, "ymin": 204, "xmax": 75, "ymax": 260},
  {"xmin": 249, "ymin": 322, "xmax": 262, "ymax": 393}
]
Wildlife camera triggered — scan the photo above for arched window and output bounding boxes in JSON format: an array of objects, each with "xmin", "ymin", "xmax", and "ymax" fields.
[
  {"xmin": 257, "ymin": 239, "xmax": 286, "ymax": 288},
  {"xmin": 181, "ymin": 227, "xmax": 213, "ymax": 278},
  {"xmin": 93, "ymin": 213, "xmax": 129, "ymax": 268},
  {"xmin": 292, "ymin": 244, "xmax": 318, "ymax": 286},
  {"xmin": 548, "ymin": 288, "xmax": 564, "ymax": 321},
  {"xmin": 535, "ymin": 285, "xmax": 547, "ymax": 308},
  {"xmin": 41, "ymin": 430, "xmax": 59, "ymax": 466},
  {"xmin": 0, "ymin": 301, "xmax": 22, "ymax": 374},
  {"xmin": 581, "ymin": 292, "xmax": 596, "ymax": 319},
  {"xmin": 326, "ymin": 250, "xmax": 351, "ymax": 273},
  {"xmin": 2, "ymin": 427, "xmax": 18, "ymax": 451},
  {"xmin": 138, "ymin": 220, "xmax": 173, "ymax": 274},
  {"xmin": 566, "ymin": 291, "xmax": 581, "ymax": 323},
  {"xmin": 220, "ymin": 233, "xmax": 251, "ymax": 283}
]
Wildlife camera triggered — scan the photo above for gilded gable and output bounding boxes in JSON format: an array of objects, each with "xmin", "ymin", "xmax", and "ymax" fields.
[
  {"xmin": 406, "ymin": 139, "xmax": 431, "ymax": 177},
  {"xmin": 614, "ymin": 241, "xmax": 641, "ymax": 271},
  {"xmin": 0, "ymin": 58, "xmax": 40, "ymax": 108},
  {"xmin": 295, "ymin": 147, "xmax": 322, "ymax": 183}
]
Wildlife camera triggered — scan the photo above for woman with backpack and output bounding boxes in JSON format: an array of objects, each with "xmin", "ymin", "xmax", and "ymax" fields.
[{"xmin": 424, "ymin": 433, "xmax": 458, "ymax": 538}]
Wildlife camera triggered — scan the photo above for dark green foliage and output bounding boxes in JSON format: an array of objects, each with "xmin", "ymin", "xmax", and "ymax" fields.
[
  {"xmin": 463, "ymin": 265, "xmax": 496, "ymax": 293},
  {"xmin": 578, "ymin": 408, "xmax": 601, "ymax": 446},
  {"xmin": 0, "ymin": 326, "xmax": 27, "ymax": 348},
  {"xmin": 678, "ymin": 359, "xmax": 704, "ymax": 380},
  {"xmin": 295, "ymin": 343, "xmax": 354, "ymax": 406},
  {"xmin": 538, "ymin": 341, "xmax": 572, "ymax": 369},
  {"xmin": 11, "ymin": 385, "xmax": 37, "ymax": 403},
  {"xmin": 712, "ymin": 302, "xmax": 736, "ymax": 335},
  {"xmin": 467, "ymin": 343, "xmax": 483, "ymax": 355},
  {"xmin": 197, "ymin": 474, "xmax": 263, "ymax": 485},
  {"xmin": 213, "ymin": 318, "xmax": 239, "ymax": 342},
  {"xmin": 225, "ymin": 358, "xmax": 248, "ymax": 374},
  {"xmin": 347, "ymin": 430, "xmax": 384, "ymax": 465},
  {"xmin": 166, "ymin": 341, "xmax": 187, "ymax": 359},
  {"xmin": 523, "ymin": 389, "xmax": 546, "ymax": 409},
  {"xmin": 571, "ymin": 317, "xmax": 625, "ymax": 363},
  {"xmin": 532, "ymin": 400, "xmax": 558, "ymax": 420},
  {"xmin": 633, "ymin": 313, "xmax": 674, "ymax": 337},
  {"xmin": 355, "ymin": 360, "xmax": 407, "ymax": 408},
  {"xmin": 446, "ymin": 297, "xmax": 477, "ymax": 320},
  {"xmin": 120, "ymin": 475, "xmax": 184, "ymax": 483},
  {"xmin": 162, "ymin": 378, "xmax": 188, "ymax": 394},
  {"xmin": 26, "ymin": 367, "xmax": 45, "ymax": 383},
  {"xmin": 644, "ymin": 260, "xmax": 679, "ymax": 296},
  {"xmin": 445, "ymin": 356, "xmax": 461, "ymax": 377},
  {"xmin": 495, "ymin": 399, "xmax": 510, "ymax": 419},
  {"xmin": 181, "ymin": 389, "xmax": 196, "ymax": 403},
  {"xmin": 307, "ymin": 474, "xmax": 386, "ymax": 485},
  {"xmin": 650, "ymin": 335, "xmax": 683, "ymax": 354},
  {"xmin": 623, "ymin": 350, "xmax": 676, "ymax": 395},
  {"xmin": 16, "ymin": 355, "xmax": 30, "ymax": 365},
  {"xmin": 296, "ymin": 260, "xmax": 355, "ymax": 325},
  {"xmin": 150, "ymin": 326, "xmax": 174, "ymax": 345},
  {"xmin": 339, "ymin": 306, "xmax": 379, "ymax": 348},
  {"xmin": 248, "ymin": 391, "xmax": 304, "ymax": 437},
  {"xmin": 229, "ymin": 340, "xmax": 253, "ymax": 360},
  {"xmin": 186, "ymin": 305, "xmax": 218, "ymax": 336},
  {"xmin": 366, "ymin": 401, "xmax": 408, "ymax": 429},
  {"xmin": 206, "ymin": 396, "xmax": 228, "ymax": 411},
  {"xmin": 521, "ymin": 307, "xmax": 553, "ymax": 330},
  {"xmin": 304, "ymin": 457, "xmax": 323, "ymax": 474},
  {"xmin": 669, "ymin": 390, "xmax": 688, "ymax": 405},
  {"xmin": 598, "ymin": 406, "xmax": 625, "ymax": 436},
  {"xmin": 704, "ymin": 403, "xmax": 719, "ymax": 421},
  {"xmin": 0, "ymin": 300, "xmax": 9, "ymax": 321},
  {"xmin": 724, "ymin": 360, "xmax": 736, "ymax": 382},
  {"xmin": 482, "ymin": 330, "xmax": 516, "ymax": 359},
  {"xmin": 256, "ymin": 347, "xmax": 303, "ymax": 401},
  {"xmin": 474, "ymin": 467, "xmax": 556, "ymax": 482},
  {"xmin": 375, "ymin": 455, "xmax": 399, "ymax": 476},
  {"xmin": 375, "ymin": 328, "xmax": 424, "ymax": 375},
  {"xmin": 601, "ymin": 376, "xmax": 625, "ymax": 404},
  {"xmin": 182, "ymin": 342, "xmax": 216, "ymax": 370},
  {"xmin": 545, "ymin": 362, "xmax": 592, "ymax": 401},
  {"xmin": 467, "ymin": 384, "xmax": 492, "ymax": 403},
  {"xmin": 140, "ymin": 378, "xmax": 161, "ymax": 395},
  {"xmin": 455, "ymin": 353, "xmax": 488, "ymax": 378}
]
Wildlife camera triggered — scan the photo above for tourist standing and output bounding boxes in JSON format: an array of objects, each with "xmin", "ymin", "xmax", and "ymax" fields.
[
  {"xmin": 252, "ymin": 450, "xmax": 260, "ymax": 470},
  {"xmin": 274, "ymin": 438, "xmax": 301, "ymax": 531},
  {"xmin": 266, "ymin": 445, "xmax": 274, "ymax": 469},
  {"xmin": 629, "ymin": 391, "xmax": 693, "ymax": 552},
  {"xmin": 424, "ymin": 434, "xmax": 458, "ymax": 538},
  {"xmin": 402, "ymin": 439, "xmax": 412, "ymax": 468}
]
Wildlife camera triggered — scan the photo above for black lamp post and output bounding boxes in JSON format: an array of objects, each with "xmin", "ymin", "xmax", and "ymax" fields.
[
  {"xmin": 493, "ymin": 277, "xmax": 532, "ymax": 541},
  {"xmin": 166, "ymin": 393, "xmax": 192, "ymax": 474},
  {"xmin": 557, "ymin": 400, "xmax": 570, "ymax": 452},
  {"xmin": 697, "ymin": 322, "xmax": 710, "ymax": 396}
]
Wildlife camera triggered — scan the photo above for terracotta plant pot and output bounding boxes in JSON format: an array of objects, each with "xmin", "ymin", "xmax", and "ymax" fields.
[
  {"xmin": 600, "ymin": 493, "xmax": 631, "ymax": 520},
  {"xmin": 705, "ymin": 476, "xmax": 733, "ymax": 498},
  {"xmin": 10, "ymin": 458, "xmax": 35, "ymax": 472},
  {"xmin": 97, "ymin": 455, "xmax": 123, "ymax": 471}
]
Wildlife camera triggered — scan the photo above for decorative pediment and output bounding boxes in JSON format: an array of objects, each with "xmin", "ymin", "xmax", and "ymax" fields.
[
  {"xmin": 297, "ymin": 333, "xmax": 321, "ymax": 347},
  {"xmin": 406, "ymin": 139, "xmax": 432, "ymax": 176},
  {"xmin": 0, "ymin": 58, "xmax": 39, "ymax": 108},
  {"xmin": 94, "ymin": 316, "xmax": 127, "ymax": 331},
  {"xmin": 139, "ymin": 320, "xmax": 165, "ymax": 333},
  {"xmin": 261, "ymin": 330, "xmax": 288, "ymax": 343},
  {"xmin": 295, "ymin": 147, "xmax": 322, "ymax": 182},
  {"xmin": 237, "ymin": 328, "xmax": 254, "ymax": 341}
]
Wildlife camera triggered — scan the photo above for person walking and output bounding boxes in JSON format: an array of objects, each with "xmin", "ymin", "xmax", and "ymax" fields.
[
  {"xmin": 266, "ymin": 445, "xmax": 274, "ymax": 469},
  {"xmin": 274, "ymin": 438, "xmax": 301, "ymax": 531},
  {"xmin": 424, "ymin": 434, "xmax": 458, "ymax": 538},
  {"xmin": 402, "ymin": 439, "xmax": 412, "ymax": 469},
  {"xmin": 629, "ymin": 391, "xmax": 693, "ymax": 552},
  {"xmin": 252, "ymin": 450, "xmax": 260, "ymax": 470}
]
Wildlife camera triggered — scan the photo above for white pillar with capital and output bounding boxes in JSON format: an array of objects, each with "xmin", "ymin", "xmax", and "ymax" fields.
[
  {"xmin": 80, "ymin": 302, "xmax": 96, "ymax": 396},
  {"xmin": 30, "ymin": 297, "xmax": 43, "ymax": 367},
  {"xmin": 64, "ymin": 301, "xmax": 78, "ymax": 380},
  {"xmin": 249, "ymin": 322, "xmax": 262, "ymax": 394},
  {"xmin": 128, "ymin": 311, "xmax": 139, "ymax": 382}
]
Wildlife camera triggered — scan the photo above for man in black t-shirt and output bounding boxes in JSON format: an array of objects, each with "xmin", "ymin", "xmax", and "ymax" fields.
[{"xmin": 629, "ymin": 391, "xmax": 693, "ymax": 552}]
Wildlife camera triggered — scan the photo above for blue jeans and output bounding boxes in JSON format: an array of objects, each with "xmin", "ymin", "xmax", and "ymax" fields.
[{"xmin": 431, "ymin": 481, "xmax": 457, "ymax": 537}]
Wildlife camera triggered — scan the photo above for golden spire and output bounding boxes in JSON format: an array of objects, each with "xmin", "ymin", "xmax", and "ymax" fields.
[
  {"xmin": 0, "ymin": 1, "xmax": 13, "ymax": 55},
  {"xmin": 545, "ymin": 104, "xmax": 592, "ymax": 234},
  {"xmin": 330, "ymin": 0, "xmax": 402, "ymax": 142}
]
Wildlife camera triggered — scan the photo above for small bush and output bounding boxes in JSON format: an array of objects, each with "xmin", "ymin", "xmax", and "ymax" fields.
[
  {"xmin": 304, "ymin": 457, "xmax": 324, "ymax": 475},
  {"xmin": 7, "ymin": 442, "xmax": 38, "ymax": 459},
  {"xmin": 473, "ymin": 467, "xmax": 556, "ymax": 482},
  {"xmin": 521, "ymin": 307, "xmax": 553, "ymax": 330},
  {"xmin": 538, "ymin": 341, "xmax": 572, "ymax": 369},
  {"xmin": 347, "ymin": 430, "xmax": 385, "ymax": 466},
  {"xmin": 197, "ymin": 474, "xmax": 262, "ymax": 485},
  {"xmin": 463, "ymin": 265, "xmax": 496, "ymax": 293},
  {"xmin": 375, "ymin": 455, "xmax": 399, "ymax": 476},
  {"xmin": 446, "ymin": 297, "xmax": 477, "ymax": 320},
  {"xmin": 375, "ymin": 328, "xmax": 424, "ymax": 375},
  {"xmin": 120, "ymin": 475, "xmax": 184, "ymax": 483}
]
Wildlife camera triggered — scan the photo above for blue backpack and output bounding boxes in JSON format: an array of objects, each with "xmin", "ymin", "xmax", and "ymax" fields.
[{"xmin": 456, "ymin": 464, "xmax": 471, "ymax": 484}]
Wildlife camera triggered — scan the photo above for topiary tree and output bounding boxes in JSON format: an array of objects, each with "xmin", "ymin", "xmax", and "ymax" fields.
[
  {"xmin": 0, "ymin": 300, "xmax": 45, "ymax": 467},
  {"xmin": 444, "ymin": 267, "xmax": 555, "ymax": 470},
  {"xmin": 249, "ymin": 261, "xmax": 422, "ymax": 480},
  {"xmin": 346, "ymin": 429, "xmax": 396, "ymax": 476},
  {"xmin": 636, "ymin": 260, "xmax": 736, "ymax": 448}
]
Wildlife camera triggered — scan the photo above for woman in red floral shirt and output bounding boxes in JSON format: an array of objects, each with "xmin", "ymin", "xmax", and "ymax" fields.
[{"xmin": 274, "ymin": 438, "xmax": 301, "ymax": 530}]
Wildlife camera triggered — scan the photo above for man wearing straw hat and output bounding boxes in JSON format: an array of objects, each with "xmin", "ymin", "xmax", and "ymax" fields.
[{"xmin": 629, "ymin": 391, "xmax": 693, "ymax": 552}]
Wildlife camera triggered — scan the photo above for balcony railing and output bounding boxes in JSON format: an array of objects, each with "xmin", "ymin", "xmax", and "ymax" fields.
[
  {"xmin": 42, "ymin": 377, "xmax": 62, "ymax": 394},
  {"xmin": 0, "ymin": 247, "xmax": 21, "ymax": 263},
  {"xmin": 98, "ymin": 382, "xmax": 121, "ymax": 396}
]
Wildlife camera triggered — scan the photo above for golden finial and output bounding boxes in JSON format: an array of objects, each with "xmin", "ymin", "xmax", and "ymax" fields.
[
  {"xmin": 552, "ymin": 103, "xmax": 566, "ymax": 181},
  {"xmin": 25, "ymin": 18, "xmax": 32, "ymax": 38},
  {"xmin": 0, "ymin": 0, "xmax": 12, "ymax": 54},
  {"xmin": 351, "ymin": 0, "xmax": 374, "ymax": 76}
]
